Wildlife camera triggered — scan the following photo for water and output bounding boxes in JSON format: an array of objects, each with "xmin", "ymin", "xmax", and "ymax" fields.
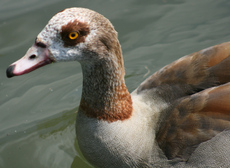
[{"xmin": 1, "ymin": 0, "xmax": 230, "ymax": 167}]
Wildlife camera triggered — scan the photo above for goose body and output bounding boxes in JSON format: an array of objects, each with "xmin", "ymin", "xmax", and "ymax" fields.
[{"xmin": 6, "ymin": 8, "xmax": 230, "ymax": 167}]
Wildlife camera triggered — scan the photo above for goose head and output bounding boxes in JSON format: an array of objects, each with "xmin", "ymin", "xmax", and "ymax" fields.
[{"xmin": 6, "ymin": 7, "xmax": 123, "ymax": 78}]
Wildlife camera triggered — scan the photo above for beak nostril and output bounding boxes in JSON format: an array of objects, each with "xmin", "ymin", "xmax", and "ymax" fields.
[{"xmin": 29, "ymin": 54, "xmax": 37, "ymax": 60}]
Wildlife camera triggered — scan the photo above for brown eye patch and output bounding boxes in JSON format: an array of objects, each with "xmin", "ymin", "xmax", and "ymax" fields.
[{"xmin": 61, "ymin": 20, "xmax": 90, "ymax": 47}]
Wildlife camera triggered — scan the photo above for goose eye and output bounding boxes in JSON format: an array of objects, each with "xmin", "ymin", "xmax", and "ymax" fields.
[{"xmin": 68, "ymin": 32, "xmax": 79, "ymax": 40}]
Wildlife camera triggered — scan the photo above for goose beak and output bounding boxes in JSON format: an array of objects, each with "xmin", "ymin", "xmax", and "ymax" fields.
[{"xmin": 6, "ymin": 44, "xmax": 54, "ymax": 78}]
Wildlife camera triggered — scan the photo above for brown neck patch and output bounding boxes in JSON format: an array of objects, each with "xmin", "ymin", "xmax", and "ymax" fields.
[
  {"xmin": 61, "ymin": 20, "xmax": 90, "ymax": 47},
  {"xmin": 79, "ymin": 83, "xmax": 133, "ymax": 122}
]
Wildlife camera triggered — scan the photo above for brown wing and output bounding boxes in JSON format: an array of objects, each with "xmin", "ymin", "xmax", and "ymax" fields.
[
  {"xmin": 136, "ymin": 42, "xmax": 230, "ymax": 161},
  {"xmin": 156, "ymin": 83, "xmax": 230, "ymax": 161},
  {"xmin": 137, "ymin": 42, "xmax": 230, "ymax": 160},
  {"xmin": 137, "ymin": 42, "xmax": 230, "ymax": 100}
]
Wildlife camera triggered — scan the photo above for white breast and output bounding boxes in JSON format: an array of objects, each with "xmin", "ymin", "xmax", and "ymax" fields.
[{"xmin": 76, "ymin": 90, "xmax": 168, "ymax": 167}]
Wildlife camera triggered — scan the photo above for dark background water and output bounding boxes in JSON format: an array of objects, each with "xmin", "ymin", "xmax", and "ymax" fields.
[{"xmin": 1, "ymin": 0, "xmax": 230, "ymax": 167}]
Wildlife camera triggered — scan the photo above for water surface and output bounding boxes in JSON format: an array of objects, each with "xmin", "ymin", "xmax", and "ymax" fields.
[{"xmin": 1, "ymin": 0, "xmax": 230, "ymax": 167}]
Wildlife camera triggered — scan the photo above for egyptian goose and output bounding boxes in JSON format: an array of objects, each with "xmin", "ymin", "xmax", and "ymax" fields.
[{"xmin": 6, "ymin": 7, "xmax": 230, "ymax": 167}]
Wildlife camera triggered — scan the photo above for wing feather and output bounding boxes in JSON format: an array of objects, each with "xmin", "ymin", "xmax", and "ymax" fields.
[
  {"xmin": 138, "ymin": 42, "xmax": 230, "ymax": 99},
  {"xmin": 137, "ymin": 42, "xmax": 230, "ymax": 160},
  {"xmin": 156, "ymin": 83, "xmax": 230, "ymax": 160}
]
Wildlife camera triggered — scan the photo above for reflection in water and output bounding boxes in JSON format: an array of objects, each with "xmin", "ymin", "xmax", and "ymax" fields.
[
  {"xmin": 37, "ymin": 108, "xmax": 76, "ymax": 138},
  {"xmin": 0, "ymin": 107, "xmax": 93, "ymax": 168},
  {"xmin": 72, "ymin": 139, "xmax": 93, "ymax": 168}
]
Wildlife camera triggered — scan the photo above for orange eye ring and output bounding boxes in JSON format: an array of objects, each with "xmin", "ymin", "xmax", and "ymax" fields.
[{"xmin": 68, "ymin": 32, "xmax": 78, "ymax": 40}]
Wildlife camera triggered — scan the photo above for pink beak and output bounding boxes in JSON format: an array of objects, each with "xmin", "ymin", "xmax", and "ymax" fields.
[{"xmin": 6, "ymin": 44, "xmax": 54, "ymax": 78}]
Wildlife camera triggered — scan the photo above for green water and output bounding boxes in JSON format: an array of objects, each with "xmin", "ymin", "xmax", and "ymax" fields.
[{"xmin": 1, "ymin": 0, "xmax": 230, "ymax": 167}]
